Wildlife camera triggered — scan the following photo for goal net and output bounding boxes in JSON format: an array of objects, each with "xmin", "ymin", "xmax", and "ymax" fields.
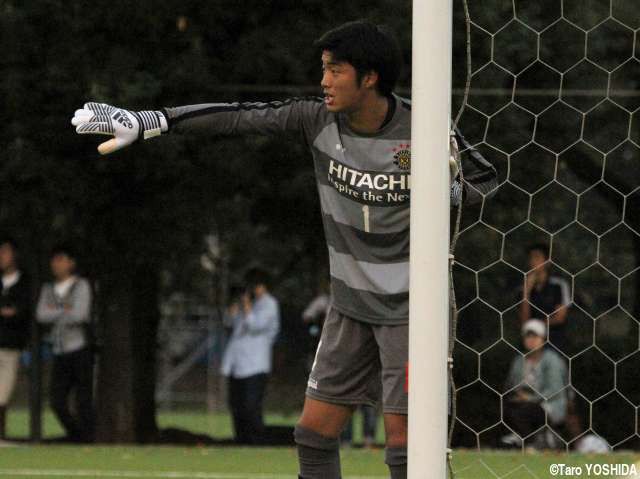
[{"xmin": 447, "ymin": 0, "xmax": 640, "ymax": 476}]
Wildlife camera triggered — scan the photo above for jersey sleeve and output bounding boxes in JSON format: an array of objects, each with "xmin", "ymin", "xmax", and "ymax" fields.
[
  {"xmin": 453, "ymin": 127, "xmax": 499, "ymax": 205},
  {"xmin": 163, "ymin": 97, "xmax": 326, "ymax": 143}
]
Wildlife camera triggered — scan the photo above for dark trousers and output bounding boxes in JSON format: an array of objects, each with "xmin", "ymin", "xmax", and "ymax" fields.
[
  {"xmin": 228, "ymin": 373, "xmax": 268, "ymax": 444},
  {"xmin": 50, "ymin": 348, "xmax": 94, "ymax": 442},
  {"xmin": 505, "ymin": 400, "xmax": 546, "ymax": 439}
]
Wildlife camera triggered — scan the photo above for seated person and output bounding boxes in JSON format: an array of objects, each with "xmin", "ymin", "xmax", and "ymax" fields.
[{"xmin": 502, "ymin": 319, "xmax": 568, "ymax": 448}]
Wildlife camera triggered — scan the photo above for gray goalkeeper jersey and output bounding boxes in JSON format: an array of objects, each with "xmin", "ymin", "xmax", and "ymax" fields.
[{"xmin": 164, "ymin": 95, "xmax": 497, "ymax": 325}]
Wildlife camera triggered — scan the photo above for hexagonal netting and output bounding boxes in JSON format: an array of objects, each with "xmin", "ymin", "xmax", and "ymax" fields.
[{"xmin": 448, "ymin": 0, "xmax": 640, "ymax": 477}]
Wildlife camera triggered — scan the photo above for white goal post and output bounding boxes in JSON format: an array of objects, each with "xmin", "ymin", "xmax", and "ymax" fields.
[{"xmin": 408, "ymin": 0, "xmax": 452, "ymax": 477}]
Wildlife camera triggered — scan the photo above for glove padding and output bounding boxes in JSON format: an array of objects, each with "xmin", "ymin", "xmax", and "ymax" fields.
[
  {"xmin": 450, "ymin": 130, "xmax": 463, "ymax": 206},
  {"xmin": 71, "ymin": 103, "xmax": 166, "ymax": 155},
  {"xmin": 449, "ymin": 131, "xmax": 460, "ymax": 186}
]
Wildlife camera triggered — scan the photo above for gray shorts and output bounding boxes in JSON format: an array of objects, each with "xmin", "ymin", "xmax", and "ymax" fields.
[{"xmin": 305, "ymin": 307, "xmax": 408, "ymax": 414}]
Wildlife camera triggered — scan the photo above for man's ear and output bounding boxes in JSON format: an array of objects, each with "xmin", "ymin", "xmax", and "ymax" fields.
[{"xmin": 361, "ymin": 71, "xmax": 379, "ymax": 90}]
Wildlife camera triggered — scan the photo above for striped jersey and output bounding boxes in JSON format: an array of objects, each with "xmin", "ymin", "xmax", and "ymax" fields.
[{"xmin": 163, "ymin": 95, "xmax": 497, "ymax": 325}]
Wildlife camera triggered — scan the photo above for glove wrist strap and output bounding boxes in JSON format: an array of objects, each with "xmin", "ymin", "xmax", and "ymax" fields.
[{"xmin": 132, "ymin": 111, "xmax": 168, "ymax": 140}]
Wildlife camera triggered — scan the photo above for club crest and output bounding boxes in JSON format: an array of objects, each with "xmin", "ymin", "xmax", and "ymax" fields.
[{"xmin": 392, "ymin": 143, "xmax": 411, "ymax": 171}]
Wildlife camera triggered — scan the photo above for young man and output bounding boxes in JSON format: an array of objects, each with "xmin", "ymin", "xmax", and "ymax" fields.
[
  {"xmin": 71, "ymin": 20, "xmax": 497, "ymax": 478},
  {"xmin": 221, "ymin": 268, "xmax": 280, "ymax": 444},
  {"xmin": 0, "ymin": 237, "xmax": 31, "ymax": 440},
  {"xmin": 36, "ymin": 245, "xmax": 94, "ymax": 443},
  {"xmin": 518, "ymin": 243, "xmax": 571, "ymax": 352}
]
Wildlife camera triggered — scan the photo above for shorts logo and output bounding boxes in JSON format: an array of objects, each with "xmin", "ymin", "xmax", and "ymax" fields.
[
  {"xmin": 307, "ymin": 377, "xmax": 318, "ymax": 390},
  {"xmin": 392, "ymin": 144, "xmax": 411, "ymax": 171}
]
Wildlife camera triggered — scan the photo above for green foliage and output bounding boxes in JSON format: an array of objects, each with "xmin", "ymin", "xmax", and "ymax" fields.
[
  {"xmin": 0, "ymin": 0, "xmax": 409, "ymax": 440},
  {"xmin": 0, "ymin": 0, "xmax": 412, "ymax": 308}
]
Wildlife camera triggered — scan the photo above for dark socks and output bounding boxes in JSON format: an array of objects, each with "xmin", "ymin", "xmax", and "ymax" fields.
[
  {"xmin": 294, "ymin": 425, "xmax": 341, "ymax": 479},
  {"xmin": 386, "ymin": 446, "xmax": 408, "ymax": 479}
]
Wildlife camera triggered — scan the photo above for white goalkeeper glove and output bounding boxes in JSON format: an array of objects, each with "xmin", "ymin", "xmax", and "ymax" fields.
[
  {"xmin": 449, "ymin": 130, "xmax": 460, "ymax": 186},
  {"xmin": 71, "ymin": 102, "xmax": 168, "ymax": 155},
  {"xmin": 450, "ymin": 130, "xmax": 463, "ymax": 206}
]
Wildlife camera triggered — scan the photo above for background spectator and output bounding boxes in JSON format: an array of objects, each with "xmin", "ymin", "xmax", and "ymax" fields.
[
  {"xmin": 221, "ymin": 268, "xmax": 280, "ymax": 444},
  {"xmin": 36, "ymin": 245, "xmax": 94, "ymax": 443},
  {"xmin": 341, "ymin": 406, "xmax": 378, "ymax": 448},
  {"xmin": 518, "ymin": 244, "xmax": 571, "ymax": 352},
  {"xmin": 223, "ymin": 285, "xmax": 246, "ymax": 335},
  {"xmin": 502, "ymin": 320, "xmax": 568, "ymax": 449},
  {"xmin": 0, "ymin": 237, "xmax": 31, "ymax": 440},
  {"xmin": 301, "ymin": 283, "xmax": 330, "ymax": 372}
]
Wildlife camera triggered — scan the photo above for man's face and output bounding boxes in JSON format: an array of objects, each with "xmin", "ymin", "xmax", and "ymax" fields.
[
  {"xmin": 523, "ymin": 332, "xmax": 544, "ymax": 351},
  {"xmin": 253, "ymin": 283, "xmax": 266, "ymax": 297},
  {"xmin": 0, "ymin": 243, "xmax": 16, "ymax": 272},
  {"xmin": 320, "ymin": 51, "xmax": 368, "ymax": 113},
  {"xmin": 50, "ymin": 253, "xmax": 75, "ymax": 279},
  {"xmin": 528, "ymin": 249, "xmax": 547, "ymax": 271}
]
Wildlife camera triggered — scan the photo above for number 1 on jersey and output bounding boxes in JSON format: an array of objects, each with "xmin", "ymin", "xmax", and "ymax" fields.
[{"xmin": 362, "ymin": 205, "xmax": 370, "ymax": 232}]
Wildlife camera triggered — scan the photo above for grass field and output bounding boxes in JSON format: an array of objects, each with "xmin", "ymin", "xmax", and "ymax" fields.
[
  {"xmin": 2, "ymin": 409, "xmax": 639, "ymax": 478},
  {"xmin": 2, "ymin": 445, "xmax": 638, "ymax": 479},
  {"xmin": 4, "ymin": 408, "xmax": 385, "ymax": 444}
]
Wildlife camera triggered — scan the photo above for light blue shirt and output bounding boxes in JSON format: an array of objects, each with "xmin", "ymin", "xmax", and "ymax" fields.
[
  {"xmin": 221, "ymin": 292, "xmax": 280, "ymax": 379},
  {"xmin": 505, "ymin": 348, "xmax": 568, "ymax": 424}
]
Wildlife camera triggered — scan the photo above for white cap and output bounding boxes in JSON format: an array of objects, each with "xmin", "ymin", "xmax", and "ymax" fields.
[{"xmin": 522, "ymin": 319, "xmax": 546, "ymax": 338}]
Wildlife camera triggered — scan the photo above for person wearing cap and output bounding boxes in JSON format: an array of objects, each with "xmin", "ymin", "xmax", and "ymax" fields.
[{"xmin": 501, "ymin": 319, "xmax": 568, "ymax": 449}]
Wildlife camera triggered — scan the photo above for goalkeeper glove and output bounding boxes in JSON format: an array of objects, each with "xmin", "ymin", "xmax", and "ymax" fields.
[
  {"xmin": 449, "ymin": 131, "xmax": 460, "ymax": 186},
  {"xmin": 450, "ymin": 130, "xmax": 463, "ymax": 206},
  {"xmin": 71, "ymin": 102, "xmax": 168, "ymax": 155}
]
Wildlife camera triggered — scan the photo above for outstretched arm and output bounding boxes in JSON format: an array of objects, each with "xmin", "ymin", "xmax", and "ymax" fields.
[
  {"xmin": 71, "ymin": 98, "xmax": 324, "ymax": 155},
  {"xmin": 164, "ymin": 98, "xmax": 324, "ymax": 137}
]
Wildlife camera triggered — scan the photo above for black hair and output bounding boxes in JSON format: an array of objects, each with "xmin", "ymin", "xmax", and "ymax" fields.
[
  {"xmin": 228, "ymin": 284, "xmax": 245, "ymax": 303},
  {"xmin": 314, "ymin": 20, "xmax": 402, "ymax": 96},
  {"xmin": 0, "ymin": 236, "xmax": 19, "ymax": 252},
  {"xmin": 50, "ymin": 243, "xmax": 78, "ymax": 261},
  {"xmin": 527, "ymin": 243, "xmax": 550, "ymax": 260},
  {"xmin": 244, "ymin": 267, "xmax": 271, "ymax": 289}
]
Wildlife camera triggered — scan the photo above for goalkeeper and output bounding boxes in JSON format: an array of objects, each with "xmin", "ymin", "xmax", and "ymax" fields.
[{"xmin": 71, "ymin": 20, "xmax": 497, "ymax": 479}]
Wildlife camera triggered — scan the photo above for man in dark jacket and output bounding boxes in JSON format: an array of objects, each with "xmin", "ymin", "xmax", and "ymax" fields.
[{"xmin": 0, "ymin": 237, "xmax": 31, "ymax": 439}]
